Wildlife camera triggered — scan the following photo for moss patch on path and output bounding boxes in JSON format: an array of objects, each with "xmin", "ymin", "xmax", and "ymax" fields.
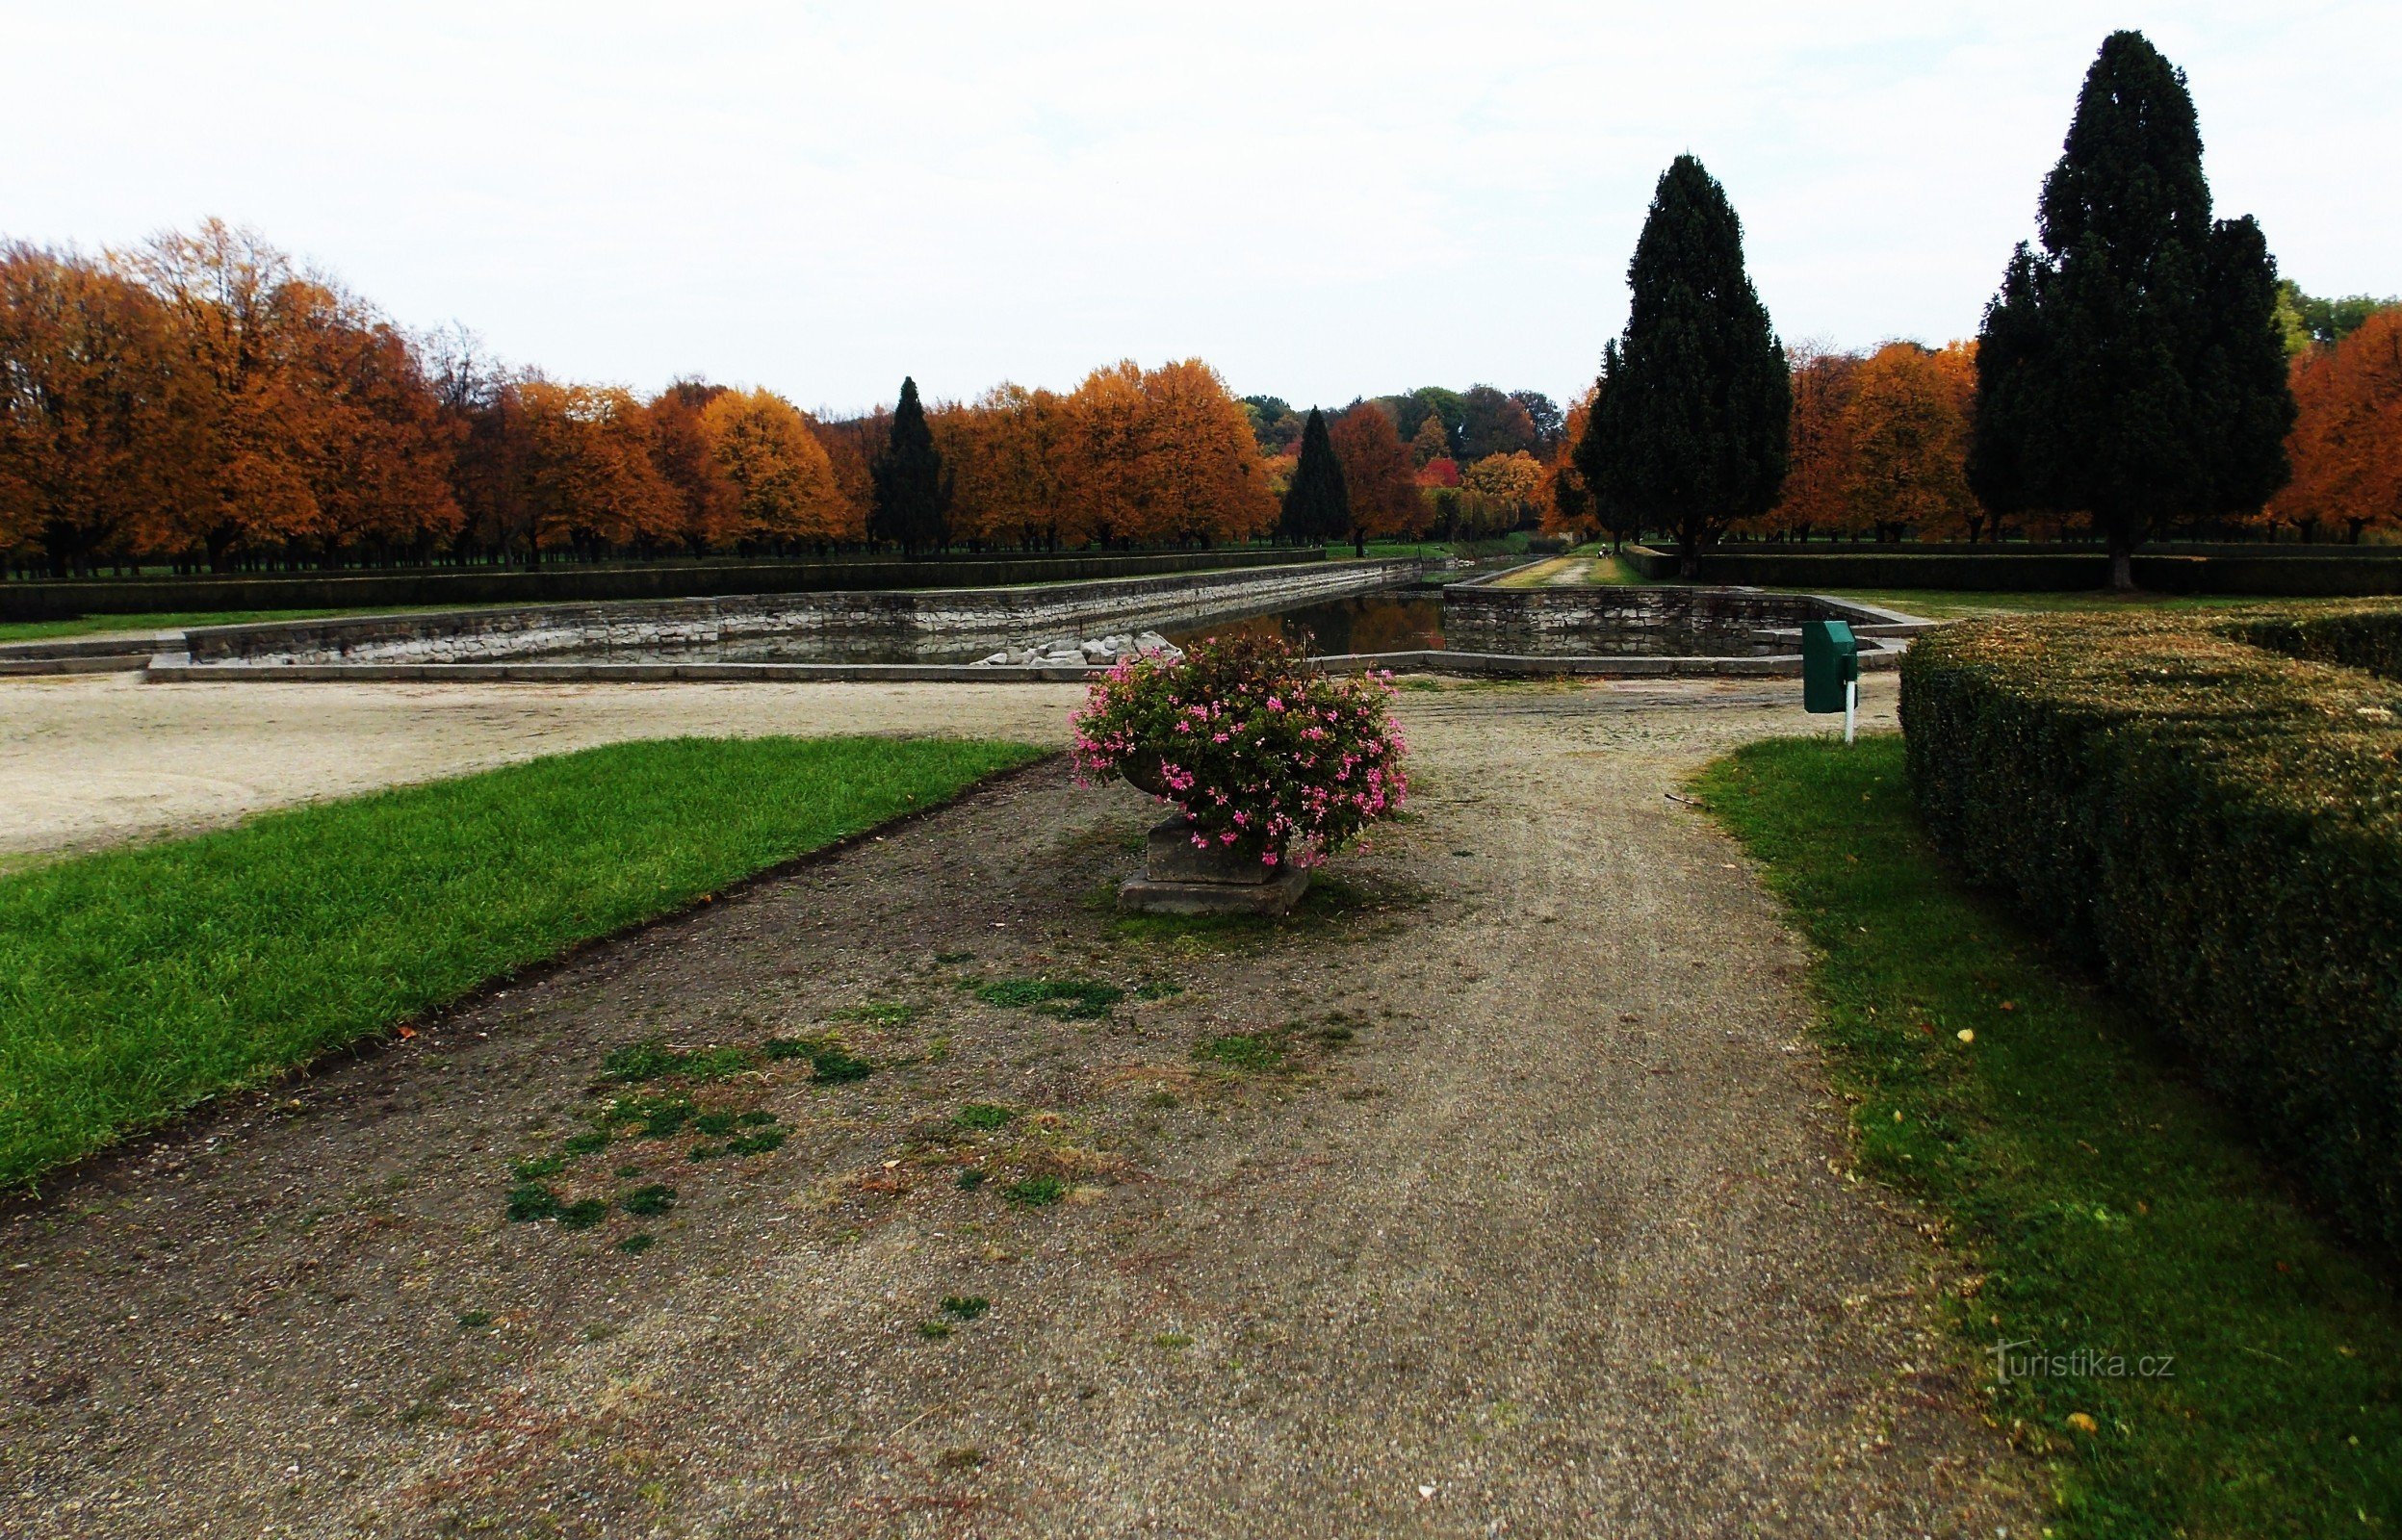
[
  {"xmin": 0, "ymin": 734, "xmax": 1042, "ymax": 1190},
  {"xmin": 1697, "ymin": 733, "xmax": 2402, "ymax": 1538}
]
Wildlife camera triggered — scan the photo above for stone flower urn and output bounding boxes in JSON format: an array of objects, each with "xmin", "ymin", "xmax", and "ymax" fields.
[
  {"xmin": 1114, "ymin": 755, "xmax": 1308, "ymax": 915},
  {"xmin": 1117, "ymin": 816, "xmax": 1309, "ymax": 916}
]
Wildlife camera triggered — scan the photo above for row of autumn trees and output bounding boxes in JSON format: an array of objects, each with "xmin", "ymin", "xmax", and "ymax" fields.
[{"xmin": 0, "ymin": 222, "xmax": 1288, "ymax": 575}]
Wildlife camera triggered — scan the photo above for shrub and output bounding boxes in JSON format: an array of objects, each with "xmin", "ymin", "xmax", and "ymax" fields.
[
  {"xmin": 1070, "ymin": 633, "xmax": 1407, "ymax": 868},
  {"xmin": 1898, "ymin": 604, "xmax": 2402, "ymax": 1253}
]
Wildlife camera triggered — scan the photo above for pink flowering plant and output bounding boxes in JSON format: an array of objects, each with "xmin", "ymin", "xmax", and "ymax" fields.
[{"xmin": 1070, "ymin": 632, "xmax": 1408, "ymax": 869}]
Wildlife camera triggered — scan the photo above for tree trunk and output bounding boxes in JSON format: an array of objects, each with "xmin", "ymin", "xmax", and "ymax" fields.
[
  {"xmin": 2107, "ymin": 528, "xmax": 2135, "ymax": 593},
  {"xmin": 1678, "ymin": 533, "xmax": 1699, "ymax": 580}
]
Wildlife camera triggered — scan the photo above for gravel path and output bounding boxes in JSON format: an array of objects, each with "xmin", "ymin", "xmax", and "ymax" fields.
[
  {"xmin": 0, "ymin": 676, "xmax": 2035, "ymax": 1536},
  {"xmin": 0, "ymin": 674, "xmax": 1086, "ymax": 867}
]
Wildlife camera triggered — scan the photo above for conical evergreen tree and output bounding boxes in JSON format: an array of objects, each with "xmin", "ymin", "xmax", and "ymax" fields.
[
  {"xmin": 1970, "ymin": 31, "xmax": 2292, "ymax": 587},
  {"xmin": 870, "ymin": 376, "xmax": 950, "ymax": 553},
  {"xmin": 1574, "ymin": 155, "xmax": 1789, "ymax": 579},
  {"xmin": 1278, "ymin": 407, "xmax": 1351, "ymax": 547}
]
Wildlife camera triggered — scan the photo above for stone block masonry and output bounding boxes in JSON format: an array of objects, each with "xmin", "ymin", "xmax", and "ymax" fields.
[
  {"xmin": 1443, "ymin": 580, "xmax": 1926, "ymax": 656},
  {"xmin": 185, "ymin": 560, "xmax": 1428, "ymax": 668}
]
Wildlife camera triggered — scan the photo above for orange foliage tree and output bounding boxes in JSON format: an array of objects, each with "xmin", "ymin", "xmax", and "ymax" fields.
[
  {"xmin": 1755, "ymin": 344, "xmax": 1862, "ymax": 540},
  {"xmin": 1459, "ymin": 450, "xmax": 1543, "ymax": 536},
  {"xmin": 515, "ymin": 381, "xmax": 680, "ymax": 554},
  {"xmin": 703, "ymin": 388, "xmax": 855, "ymax": 547},
  {"xmin": 1057, "ymin": 360, "xmax": 1272, "ymax": 547},
  {"xmin": 0, "ymin": 243, "xmax": 190, "ymax": 572},
  {"xmin": 2269, "ymin": 308, "xmax": 2402, "ymax": 542},
  {"xmin": 1844, "ymin": 342, "xmax": 1981, "ymax": 540},
  {"xmin": 0, "ymin": 218, "xmax": 1283, "ymax": 574},
  {"xmin": 1539, "ymin": 390, "xmax": 1597, "ymax": 540},
  {"xmin": 646, "ymin": 381, "xmax": 737, "ymax": 553},
  {"xmin": 1329, "ymin": 401, "xmax": 1425, "ymax": 552},
  {"xmin": 940, "ymin": 383, "xmax": 1069, "ymax": 548}
]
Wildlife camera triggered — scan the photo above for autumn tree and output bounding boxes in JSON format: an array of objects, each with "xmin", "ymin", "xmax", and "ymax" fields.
[
  {"xmin": 1577, "ymin": 156, "xmax": 1790, "ymax": 578},
  {"xmin": 870, "ymin": 376, "xmax": 949, "ymax": 552},
  {"xmin": 2268, "ymin": 307, "xmax": 2402, "ymax": 542},
  {"xmin": 1842, "ymin": 342, "xmax": 1981, "ymax": 541},
  {"xmin": 1279, "ymin": 407, "xmax": 1349, "ymax": 545},
  {"xmin": 1970, "ymin": 30, "xmax": 2293, "ymax": 588},
  {"xmin": 514, "ymin": 380, "xmax": 680, "ymax": 554},
  {"xmin": 1539, "ymin": 390, "xmax": 1598, "ymax": 542},
  {"xmin": 1058, "ymin": 359, "xmax": 1271, "ymax": 547},
  {"xmin": 940, "ymin": 383, "xmax": 1069, "ymax": 549},
  {"xmin": 124, "ymin": 221, "xmax": 327, "ymax": 565},
  {"xmin": 1755, "ymin": 345, "xmax": 1861, "ymax": 541},
  {"xmin": 289, "ymin": 295, "xmax": 461, "ymax": 561},
  {"xmin": 810, "ymin": 411, "xmax": 886, "ymax": 539},
  {"xmin": 1330, "ymin": 401, "xmax": 1424, "ymax": 553},
  {"xmin": 1460, "ymin": 450, "xmax": 1544, "ymax": 536},
  {"xmin": 1136, "ymin": 358, "xmax": 1275, "ymax": 544},
  {"xmin": 1408, "ymin": 413, "xmax": 1452, "ymax": 467},
  {"xmin": 703, "ymin": 388, "xmax": 852, "ymax": 548},
  {"xmin": 647, "ymin": 380, "xmax": 736, "ymax": 553},
  {"xmin": 0, "ymin": 244, "xmax": 189, "ymax": 574}
]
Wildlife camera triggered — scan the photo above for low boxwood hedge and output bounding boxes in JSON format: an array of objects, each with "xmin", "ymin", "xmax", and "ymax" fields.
[
  {"xmin": 1898, "ymin": 603, "xmax": 2402, "ymax": 1254},
  {"xmin": 2238, "ymin": 604, "xmax": 2402, "ymax": 681}
]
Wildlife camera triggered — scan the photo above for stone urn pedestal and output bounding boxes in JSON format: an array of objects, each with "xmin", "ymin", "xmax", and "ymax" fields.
[{"xmin": 1117, "ymin": 816, "xmax": 1308, "ymax": 916}]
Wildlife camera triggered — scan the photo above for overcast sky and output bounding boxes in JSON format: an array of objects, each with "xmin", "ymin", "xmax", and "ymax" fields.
[{"xmin": 7, "ymin": 3, "xmax": 2395, "ymax": 416}]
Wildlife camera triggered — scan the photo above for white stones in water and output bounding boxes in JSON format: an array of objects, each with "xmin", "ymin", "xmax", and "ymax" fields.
[{"xmin": 972, "ymin": 631, "xmax": 1181, "ymax": 668}]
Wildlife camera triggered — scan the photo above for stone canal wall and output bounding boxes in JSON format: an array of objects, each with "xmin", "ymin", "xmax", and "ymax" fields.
[
  {"xmin": 1442, "ymin": 580, "xmax": 1925, "ymax": 655},
  {"xmin": 184, "ymin": 560, "xmax": 1429, "ymax": 667}
]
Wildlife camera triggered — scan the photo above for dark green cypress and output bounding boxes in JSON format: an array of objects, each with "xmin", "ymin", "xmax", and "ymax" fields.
[
  {"xmin": 1278, "ymin": 407, "xmax": 1350, "ymax": 547},
  {"xmin": 870, "ymin": 376, "xmax": 950, "ymax": 553},
  {"xmin": 1574, "ymin": 155, "xmax": 1789, "ymax": 579},
  {"xmin": 1970, "ymin": 31, "xmax": 2293, "ymax": 587}
]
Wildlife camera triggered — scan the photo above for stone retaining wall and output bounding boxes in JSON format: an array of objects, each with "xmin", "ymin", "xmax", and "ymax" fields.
[
  {"xmin": 0, "ymin": 546, "xmax": 1326, "ymax": 623},
  {"xmin": 187, "ymin": 560, "xmax": 1428, "ymax": 667},
  {"xmin": 1441, "ymin": 582, "xmax": 1923, "ymax": 655}
]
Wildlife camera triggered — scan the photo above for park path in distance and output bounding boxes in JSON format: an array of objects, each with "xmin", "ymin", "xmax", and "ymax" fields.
[{"xmin": 0, "ymin": 676, "xmax": 2038, "ymax": 1537}]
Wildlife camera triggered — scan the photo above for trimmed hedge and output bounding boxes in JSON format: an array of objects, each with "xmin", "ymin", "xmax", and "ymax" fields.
[
  {"xmin": 1621, "ymin": 543, "xmax": 2402, "ymax": 595},
  {"xmin": 0, "ymin": 546, "xmax": 1328, "ymax": 623},
  {"xmin": 2239, "ymin": 606, "xmax": 2402, "ymax": 682},
  {"xmin": 1898, "ymin": 604, "xmax": 2402, "ymax": 1254}
]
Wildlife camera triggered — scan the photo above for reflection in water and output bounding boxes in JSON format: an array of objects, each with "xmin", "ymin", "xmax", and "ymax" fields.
[
  {"xmin": 526, "ymin": 586, "xmax": 1778, "ymax": 664},
  {"xmin": 1168, "ymin": 593, "xmax": 1447, "ymax": 655}
]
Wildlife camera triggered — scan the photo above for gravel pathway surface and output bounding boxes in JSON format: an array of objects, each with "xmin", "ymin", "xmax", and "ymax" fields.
[
  {"xmin": 0, "ymin": 676, "xmax": 2036, "ymax": 1536},
  {"xmin": 0, "ymin": 674, "xmax": 1086, "ymax": 867}
]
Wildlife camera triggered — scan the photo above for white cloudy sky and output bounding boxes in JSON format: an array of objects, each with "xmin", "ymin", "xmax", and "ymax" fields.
[{"xmin": 6, "ymin": 3, "xmax": 2395, "ymax": 415}]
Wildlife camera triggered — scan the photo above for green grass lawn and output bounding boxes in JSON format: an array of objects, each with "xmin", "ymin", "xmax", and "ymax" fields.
[
  {"xmin": 0, "ymin": 735, "xmax": 1043, "ymax": 1191},
  {"xmin": 1698, "ymin": 735, "xmax": 2401, "ymax": 1539},
  {"xmin": 0, "ymin": 606, "xmax": 471, "ymax": 644}
]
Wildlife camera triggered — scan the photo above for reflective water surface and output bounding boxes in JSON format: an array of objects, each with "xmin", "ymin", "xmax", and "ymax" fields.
[{"xmin": 531, "ymin": 585, "xmax": 1777, "ymax": 663}]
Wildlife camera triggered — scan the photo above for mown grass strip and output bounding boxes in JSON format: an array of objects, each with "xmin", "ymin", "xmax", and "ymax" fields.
[
  {"xmin": 0, "ymin": 606, "xmax": 470, "ymax": 643},
  {"xmin": 1697, "ymin": 734, "xmax": 2401, "ymax": 1539},
  {"xmin": 0, "ymin": 734, "xmax": 1042, "ymax": 1189}
]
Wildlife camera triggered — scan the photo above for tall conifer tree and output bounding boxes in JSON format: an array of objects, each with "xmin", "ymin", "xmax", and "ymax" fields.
[
  {"xmin": 870, "ymin": 376, "xmax": 949, "ymax": 552},
  {"xmin": 1278, "ymin": 406, "xmax": 1350, "ymax": 546},
  {"xmin": 1969, "ymin": 31, "xmax": 2292, "ymax": 588},
  {"xmin": 1574, "ymin": 155, "xmax": 1789, "ymax": 578}
]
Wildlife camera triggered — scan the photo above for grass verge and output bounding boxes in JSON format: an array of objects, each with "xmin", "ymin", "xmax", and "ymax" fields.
[
  {"xmin": 0, "ymin": 606, "xmax": 479, "ymax": 643},
  {"xmin": 1696, "ymin": 733, "xmax": 2400, "ymax": 1538},
  {"xmin": 0, "ymin": 734, "xmax": 1042, "ymax": 1190}
]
